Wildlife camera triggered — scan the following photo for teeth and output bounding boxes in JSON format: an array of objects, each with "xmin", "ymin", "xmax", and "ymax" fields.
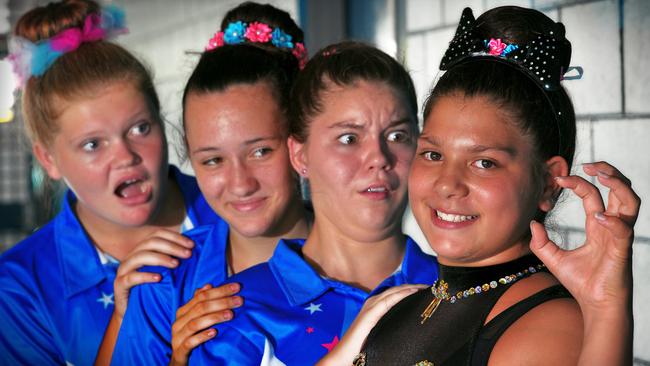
[
  {"xmin": 436, "ymin": 210, "xmax": 477, "ymax": 222},
  {"xmin": 367, "ymin": 187, "xmax": 387, "ymax": 193},
  {"xmin": 124, "ymin": 179, "xmax": 138, "ymax": 185}
]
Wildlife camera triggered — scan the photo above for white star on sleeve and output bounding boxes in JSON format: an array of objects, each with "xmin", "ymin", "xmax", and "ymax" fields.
[
  {"xmin": 97, "ymin": 292, "xmax": 114, "ymax": 309},
  {"xmin": 304, "ymin": 302, "xmax": 323, "ymax": 314}
]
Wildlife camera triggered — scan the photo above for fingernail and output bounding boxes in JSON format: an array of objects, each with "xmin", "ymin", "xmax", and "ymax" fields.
[
  {"xmin": 183, "ymin": 249, "xmax": 192, "ymax": 257},
  {"xmin": 223, "ymin": 311, "xmax": 233, "ymax": 320},
  {"xmin": 152, "ymin": 274, "xmax": 161, "ymax": 281},
  {"xmin": 554, "ymin": 176, "xmax": 565, "ymax": 181},
  {"xmin": 170, "ymin": 259, "xmax": 179, "ymax": 267},
  {"xmin": 229, "ymin": 283, "xmax": 240, "ymax": 292},
  {"xmin": 232, "ymin": 297, "xmax": 243, "ymax": 306},
  {"xmin": 207, "ymin": 329, "xmax": 216, "ymax": 337},
  {"xmin": 595, "ymin": 212, "xmax": 607, "ymax": 221},
  {"xmin": 597, "ymin": 171, "xmax": 610, "ymax": 179}
]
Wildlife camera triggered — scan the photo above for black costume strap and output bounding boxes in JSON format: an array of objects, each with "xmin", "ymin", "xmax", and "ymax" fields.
[{"xmin": 471, "ymin": 285, "xmax": 573, "ymax": 365}]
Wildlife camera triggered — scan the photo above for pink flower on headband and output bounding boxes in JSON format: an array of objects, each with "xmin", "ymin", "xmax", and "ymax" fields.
[
  {"xmin": 292, "ymin": 42, "xmax": 308, "ymax": 69},
  {"xmin": 245, "ymin": 22, "xmax": 272, "ymax": 43},
  {"xmin": 206, "ymin": 31, "xmax": 225, "ymax": 51},
  {"xmin": 487, "ymin": 38, "xmax": 507, "ymax": 56}
]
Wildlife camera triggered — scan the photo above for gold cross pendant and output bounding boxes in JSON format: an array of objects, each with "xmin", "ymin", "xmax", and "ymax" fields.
[{"xmin": 420, "ymin": 296, "xmax": 441, "ymax": 324}]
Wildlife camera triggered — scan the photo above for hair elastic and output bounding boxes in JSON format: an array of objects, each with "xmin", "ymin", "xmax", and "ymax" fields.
[{"xmin": 8, "ymin": 4, "xmax": 127, "ymax": 86}]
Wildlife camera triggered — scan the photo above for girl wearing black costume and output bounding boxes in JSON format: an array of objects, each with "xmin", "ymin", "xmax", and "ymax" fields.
[{"xmin": 319, "ymin": 6, "xmax": 638, "ymax": 366}]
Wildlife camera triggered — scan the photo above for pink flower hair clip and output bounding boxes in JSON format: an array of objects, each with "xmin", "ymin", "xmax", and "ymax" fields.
[
  {"xmin": 205, "ymin": 21, "xmax": 308, "ymax": 69},
  {"xmin": 484, "ymin": 38, "xmax": 518, "ymax": 57}
]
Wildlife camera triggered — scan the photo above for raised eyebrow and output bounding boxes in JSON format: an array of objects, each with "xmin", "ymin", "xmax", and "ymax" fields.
[
  {"xmin": 328, "ymin": 120, "xmax": 363, "ymax": 130},
  {"xmin": 126, "ymin": 109, "xmax": 153, "ymax": 125},
  {"xmin": 387, "ymin": 118, "xmax": 414, "ymax": 129}
]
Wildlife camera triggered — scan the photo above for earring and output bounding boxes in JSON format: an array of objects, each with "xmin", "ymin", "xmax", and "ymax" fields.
[{"xmin": 301, "ymin": 168, "xmax": 307, "ymax": 175}]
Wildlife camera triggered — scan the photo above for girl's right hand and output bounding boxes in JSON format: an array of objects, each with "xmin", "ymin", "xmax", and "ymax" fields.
[
  {"xmin": 114, "ymin": 230, "xmax": 195, "ymax": 319},
  {"xmin": 170, "ymin": 283, "xmax": 242, "ymax": 366}
]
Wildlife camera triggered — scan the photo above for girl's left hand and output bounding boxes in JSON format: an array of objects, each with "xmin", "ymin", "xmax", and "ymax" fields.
[
  {"xmin": 530, "ymin": 161, "xmax": 640, "ymax": 312},
  {"xmin": 316, "ymin": 284, "xmax": 427, "ymax": 366},
  {"xmin": 170, "ymin": 283, "xmax": 242, "ymax": 366}
]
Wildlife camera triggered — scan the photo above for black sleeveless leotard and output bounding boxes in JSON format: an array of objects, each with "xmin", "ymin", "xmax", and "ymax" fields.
[{"xmin": 358, "ymin": 255, "xmax": 572, "ymax": 365}]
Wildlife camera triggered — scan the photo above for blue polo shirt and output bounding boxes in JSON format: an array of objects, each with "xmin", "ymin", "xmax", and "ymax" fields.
[
  {"xmin": 111, "ymin": 219, "xmax": 231, "ymax": 365},
  {"xmin": 188, "ymin": 237, "xmax": 438, "ymax": 365},
  {"xmin": 0, "ymin": 166, "xmax": 219, "ymax": 366}
]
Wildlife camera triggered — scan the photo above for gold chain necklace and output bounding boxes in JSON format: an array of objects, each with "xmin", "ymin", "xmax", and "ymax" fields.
[{"xmin": 420, "ymin": 263, "xmax": 545, "ymax": 324}]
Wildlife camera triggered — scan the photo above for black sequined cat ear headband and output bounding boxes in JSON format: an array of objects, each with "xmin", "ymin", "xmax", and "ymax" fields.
[{"xmin": 439, "ymin": 7, "xmax": 583, "ymax": 91}]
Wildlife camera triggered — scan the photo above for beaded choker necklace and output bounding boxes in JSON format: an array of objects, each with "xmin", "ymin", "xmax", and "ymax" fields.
[{"xmin": 420, "ymin": 259, "xmax": 546, "ymax": 324}]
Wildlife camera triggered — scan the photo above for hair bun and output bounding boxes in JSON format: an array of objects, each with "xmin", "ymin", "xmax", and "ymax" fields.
[{"xmin": 14, "ymin": 0, "xmax": 100, "ymax": 42}]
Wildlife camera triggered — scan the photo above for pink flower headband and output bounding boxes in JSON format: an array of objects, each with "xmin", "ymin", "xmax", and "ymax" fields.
[
  {"xmin": 8, "ymin": 4, "xmax": 127, "ymax": 86},
  {"xmin": 205, "ymin": 21, "xmax": 308, "ymax": 69}
]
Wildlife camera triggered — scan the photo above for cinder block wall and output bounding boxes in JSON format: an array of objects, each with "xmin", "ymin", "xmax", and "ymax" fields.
[
  {"xmin": 4, "ymin": 0, "xmax": 646, "ymax": 361},
  {"xmin": 400, "ymin": 0, "xmax": 649, "ymax": 362}
]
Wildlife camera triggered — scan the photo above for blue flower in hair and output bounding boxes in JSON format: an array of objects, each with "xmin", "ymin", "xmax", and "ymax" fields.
[
  {"xmin": 224, "ymin": 21, "xmax": 246, "ymax": 44},
  {"xmin": 502, "ymin": 44, "xmax": 519, "ymax": 56},
  {"xmin": 271, "ymin": 28, "xmax": 293, "ymax": 49}
]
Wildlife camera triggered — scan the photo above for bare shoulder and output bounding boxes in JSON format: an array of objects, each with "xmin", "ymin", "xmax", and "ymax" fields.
[{"xmin": 488, "ymin": 278, "xmax": 583, "ymax": 366}]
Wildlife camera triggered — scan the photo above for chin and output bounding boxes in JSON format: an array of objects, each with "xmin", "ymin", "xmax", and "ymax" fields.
[
  {"xmin": 231, "ymin": 221, "xmax": 274, "ymax": 238},
  {"xmin": 427, "ymin": 238, "xmax": 466, "ymax": 257},
  {"xmin": 117, "ymin": 208, "xmax": 157, "ymax": 227}
]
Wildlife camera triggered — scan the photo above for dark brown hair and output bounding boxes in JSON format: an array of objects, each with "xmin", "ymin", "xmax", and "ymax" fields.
[
  {"xmin": 423, "ymin": 6, "xmax": 577, "ymax": 221},
  {"xmin": 289, "ymin": 41, "xmax": 418, "ymax": 143},
  {"xmin": 181, "ymin": 2, "xmax": 303, "ymax": 155}
]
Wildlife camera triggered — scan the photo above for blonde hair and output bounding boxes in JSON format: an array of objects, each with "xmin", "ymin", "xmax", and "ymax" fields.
[{"xmin": 14, "ymin": 0, "xmax": 161, "ymax": 147}]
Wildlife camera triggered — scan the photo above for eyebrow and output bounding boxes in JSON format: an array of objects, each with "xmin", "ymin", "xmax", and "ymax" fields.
[
  {"xmin": 191, "ymin": 135, "xmax": 282, "ymax": 156},
  {"xmin": 70, "ymin": 110, "xmax": 151, "ymax": 142},
  {"xmin": 328, "ymin": 117, "xmax": 413, "ymax": 130},
  {"xmin": 418, "ymin": 135, "xmax": 518, "ymax": 157}
]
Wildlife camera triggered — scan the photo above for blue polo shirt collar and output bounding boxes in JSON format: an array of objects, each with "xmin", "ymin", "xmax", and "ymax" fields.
[
  {"xmin": 55, "ymin": 191, "xmax": 109, "ymax": 299},
  {"xmin": 269, "ymin": 239, "xmax": 330, "ymax": 307},
  {"xmin": 192, "ymin": 219, "xmax": 230, "ymax": 286},
  {"xmin": 269, "ymin": 237, "xmax": 438, "ymax": 308}
]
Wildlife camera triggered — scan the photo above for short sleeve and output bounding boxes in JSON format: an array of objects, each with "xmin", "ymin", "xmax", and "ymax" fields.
[{"xmin": 0, "ymin": 266, "xmax": 63, "ymax": 365}]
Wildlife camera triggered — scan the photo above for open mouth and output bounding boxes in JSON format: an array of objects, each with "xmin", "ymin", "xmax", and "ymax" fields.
[
  {"xmin": 435, "ymin": 210, "xmax": 478, "ymax": 223},
  {"xmin": 360, "ymin": 184, "xmax": 392, "ymax": 200},
  {"xmin": 114, "ymin": 178, "xmax": 147, "ymax": 198}
]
